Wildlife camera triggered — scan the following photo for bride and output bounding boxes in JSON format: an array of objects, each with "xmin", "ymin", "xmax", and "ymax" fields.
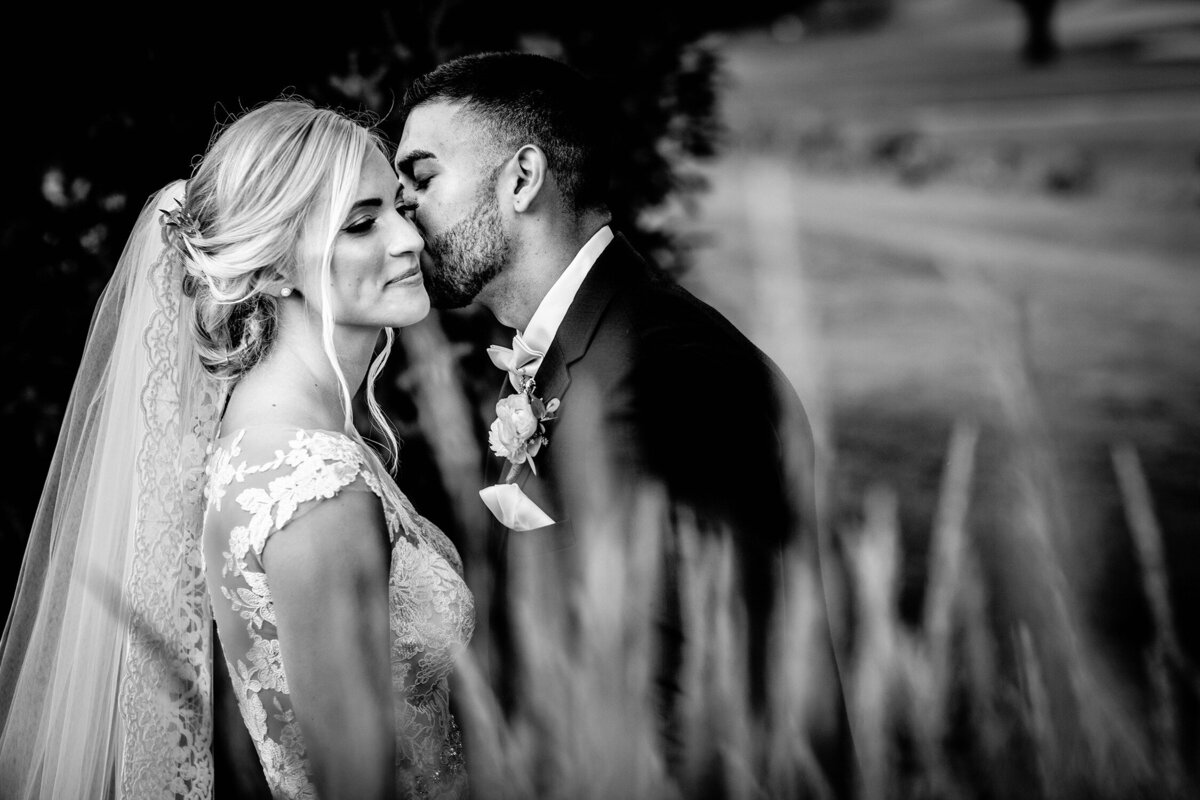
[{"xmin": 0, "ymin": 98, "xmax": 474, "ymax": 799}]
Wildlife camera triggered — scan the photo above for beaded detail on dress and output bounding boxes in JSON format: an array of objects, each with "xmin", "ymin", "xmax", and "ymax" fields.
[{"xmin": 202, "ymin": 427, "xmax": 474, "ymax": 799}]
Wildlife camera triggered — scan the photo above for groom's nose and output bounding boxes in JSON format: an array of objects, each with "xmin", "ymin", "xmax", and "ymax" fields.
[
  {"xmin": 397, "ymin": 179, "xmax": 416, "ymax": 204},
  {"xmin": 397, "ymin": 184, "xmax": 421, "ymax": 218}
]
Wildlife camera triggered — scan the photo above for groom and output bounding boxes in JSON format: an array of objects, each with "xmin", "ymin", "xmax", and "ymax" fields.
[{"xmin": 397, "ymin": 51, "xmax": 852, "ymax": 793}]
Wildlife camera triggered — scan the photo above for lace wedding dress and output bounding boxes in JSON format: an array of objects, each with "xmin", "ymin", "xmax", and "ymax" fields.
[{"xmin": 203, "ymin": 425, "xmax": 475, "ymax": 800}]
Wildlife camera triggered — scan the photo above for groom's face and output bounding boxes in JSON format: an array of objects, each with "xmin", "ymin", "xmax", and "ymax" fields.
[{"xmin": 396, "ymin": 101, "xmax": 511, "ymax": 309}]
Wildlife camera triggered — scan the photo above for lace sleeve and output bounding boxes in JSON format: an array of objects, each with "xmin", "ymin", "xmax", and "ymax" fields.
[
  {"xmin": 205, "ymin": 428, "xmax": 389, "ymax": 553},
  {"xmin": 201, "ymin": 426, "xmax": 389, "ymax": 799}
]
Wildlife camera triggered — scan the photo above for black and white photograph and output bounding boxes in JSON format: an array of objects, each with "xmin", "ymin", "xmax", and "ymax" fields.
[{"xmin": 2, "ymin": 1, "xmax": 1198, "ymax": 798}]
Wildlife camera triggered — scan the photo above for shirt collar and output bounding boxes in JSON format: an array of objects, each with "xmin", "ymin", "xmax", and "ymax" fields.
[{"xmin": 518, "ymin": 225, "xmax": 614, "ymax": 362}]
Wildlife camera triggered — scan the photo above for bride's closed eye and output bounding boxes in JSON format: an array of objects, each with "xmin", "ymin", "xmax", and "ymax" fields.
[{"xmin": 343, "ymin": 215, "xmax": 378, "ymax": 235}]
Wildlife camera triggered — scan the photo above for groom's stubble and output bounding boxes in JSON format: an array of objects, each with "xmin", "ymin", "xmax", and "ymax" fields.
[{"xmin": 422, "ymin": 165, "xmax": 510, "ymax": 310}]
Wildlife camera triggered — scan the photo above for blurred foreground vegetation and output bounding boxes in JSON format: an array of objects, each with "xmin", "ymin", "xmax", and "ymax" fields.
[
  {"xmin": 5, "ymin": 1, "xmax": 1198, "ymax": 798},
  {"xmin": 449, "ymin": 389, "xmax": 1200, "ymax": 799}
]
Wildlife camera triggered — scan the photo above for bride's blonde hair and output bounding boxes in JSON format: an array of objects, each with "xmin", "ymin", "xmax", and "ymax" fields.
[{"xmin": 171, "ymin": 97, "xmax": 400, "ymax": 466}]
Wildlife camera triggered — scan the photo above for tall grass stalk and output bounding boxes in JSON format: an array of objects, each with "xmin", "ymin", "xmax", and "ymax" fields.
[
  {"xmin": 398, "ymin": 315, "xmax": 496, "ymax": 675},
  {"xmin": 1112, "ymin": 443, "xmax": 1194, "ymax": 686},
  {"xmin": 1112, "ymin": 442, "xmax": 1199, "ymax": 796},
  {"xmin": 764, "ymin": 540, "xmax": 840, "ymax": 800},
  {"xmin": 846, "ymin": 486, "xmax": 901, "ymax": 800},
  {"xmin": 907, "ymin": 421, "xmax": 979, "ymax": 799}
]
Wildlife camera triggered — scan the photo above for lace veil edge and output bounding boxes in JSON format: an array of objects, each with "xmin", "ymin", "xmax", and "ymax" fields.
[{"xmin": 0, "ymin": 181, "xmax": 223, "ymax": 800}]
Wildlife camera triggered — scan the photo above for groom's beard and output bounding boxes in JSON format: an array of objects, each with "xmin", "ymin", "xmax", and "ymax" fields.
[{"xmin": 423, "ymin": 179, "xmax": 510, "ymax": 309}]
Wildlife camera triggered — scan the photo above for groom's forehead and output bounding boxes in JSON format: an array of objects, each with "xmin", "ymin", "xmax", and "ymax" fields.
[{"xmin": 398, "ymin": 101, "xmax": 483, "ymax": 159}]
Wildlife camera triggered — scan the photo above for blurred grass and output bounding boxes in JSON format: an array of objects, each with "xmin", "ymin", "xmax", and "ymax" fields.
[
  {"xmin": 437, "ymin": 382, "xmax": 1194, "ymax": 799},
  {"xmin": 419, "ymin": 3, "xmax": 1200, "ymax": 797}
]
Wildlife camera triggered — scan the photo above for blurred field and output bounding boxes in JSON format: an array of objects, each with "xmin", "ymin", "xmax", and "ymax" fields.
[{"xmin": 677, "ymin": 0, "xmax": 1200, "ymax": 659}]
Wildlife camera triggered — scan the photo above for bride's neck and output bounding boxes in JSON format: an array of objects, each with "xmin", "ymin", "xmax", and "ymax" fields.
[{"xmin": 221, "ymin": 307, "xmax": 380, "ymax": 433}]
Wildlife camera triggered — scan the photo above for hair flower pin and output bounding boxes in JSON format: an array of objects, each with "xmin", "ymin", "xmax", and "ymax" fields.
[
  {"xmin": 160, "ymin": 198, "xmax": 200, "ymax": 247},
  {"xmin": 488, "ymin": 376, "xmax": 559, "ymax": 482}
]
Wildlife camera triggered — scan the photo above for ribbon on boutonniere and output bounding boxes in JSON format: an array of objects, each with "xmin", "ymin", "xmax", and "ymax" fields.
[{"xmin": 479, "ymin": 483, "xmax": 555, "ymax": 530}]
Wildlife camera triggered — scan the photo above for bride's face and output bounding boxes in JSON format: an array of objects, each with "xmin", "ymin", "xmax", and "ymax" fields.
[{"xmin": 305, "ymin": 148, "xmax": 430, "ymax": 331}]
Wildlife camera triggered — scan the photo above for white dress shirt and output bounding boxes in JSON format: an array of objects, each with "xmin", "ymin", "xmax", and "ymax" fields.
[{"xmin": 516, "ymin": 225, "xmax": 614, "ymax": 374}]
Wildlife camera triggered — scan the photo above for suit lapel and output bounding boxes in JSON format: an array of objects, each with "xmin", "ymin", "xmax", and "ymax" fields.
[
  {"xmin": 487, "ymin": 233, "xmax": 643, "ymax": 496},
  {"xmin": 511, "ymin": 234, "xmax": 640, "ymax": 488},
  {"xmin": 538, "ymin": 232, "xmax": 639, "ymax": 388}
]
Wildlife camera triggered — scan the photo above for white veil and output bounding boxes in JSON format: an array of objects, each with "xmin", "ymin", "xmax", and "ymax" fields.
[{"xmin": 0, "ymin": 181, "xmax": 224, "ymax": 799}]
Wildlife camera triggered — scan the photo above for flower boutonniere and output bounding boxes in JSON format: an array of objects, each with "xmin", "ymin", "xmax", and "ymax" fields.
[{"xmin": 488, "ymin": 377, "xmax": 560, "ymax": 482}]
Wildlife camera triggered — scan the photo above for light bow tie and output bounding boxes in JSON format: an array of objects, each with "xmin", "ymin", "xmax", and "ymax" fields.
[{"xmin": 486, "ymin": 334, "xmax": 545, "ymax": 391}]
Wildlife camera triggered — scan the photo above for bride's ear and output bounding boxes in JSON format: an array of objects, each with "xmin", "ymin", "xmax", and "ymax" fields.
[
  {"xmin": 263, "ymin": 273, "xmax": 300, "ymax": 300},
  {"xmin": 510, "ymin": 144, "xmax": 548, "ymax": 214}
]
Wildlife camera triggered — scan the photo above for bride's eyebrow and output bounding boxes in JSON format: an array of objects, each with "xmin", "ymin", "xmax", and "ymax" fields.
[{"xmin": 345, "ymin": 198, "xmax": 384, "ymax": 216}]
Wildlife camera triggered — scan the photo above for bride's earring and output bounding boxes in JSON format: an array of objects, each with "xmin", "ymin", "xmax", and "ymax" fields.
[{"xmin": 280, "ymin": 287, "xmax": 294, "ymax": 297}]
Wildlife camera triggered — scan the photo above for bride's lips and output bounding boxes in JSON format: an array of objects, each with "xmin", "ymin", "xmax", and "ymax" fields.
[{"xmin": 387, "ymin": 267, "xmax": 423, "ymax": 287}]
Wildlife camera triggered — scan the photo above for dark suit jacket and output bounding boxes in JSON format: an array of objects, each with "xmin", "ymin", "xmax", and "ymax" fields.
[{"xmin": 483, "ymin": 233, "xmax": 852, "ymax": 795}]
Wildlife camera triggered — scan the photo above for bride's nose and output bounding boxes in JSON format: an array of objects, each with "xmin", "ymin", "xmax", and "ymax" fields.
[{"xmin": 388, "ymin": 214, "xmax": 425, "ymax": 258}]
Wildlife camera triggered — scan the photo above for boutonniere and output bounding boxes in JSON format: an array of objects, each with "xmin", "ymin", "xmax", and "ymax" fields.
[{"xmin": 488, "ymin": 376, "xmax": 560, "ymax": 482}]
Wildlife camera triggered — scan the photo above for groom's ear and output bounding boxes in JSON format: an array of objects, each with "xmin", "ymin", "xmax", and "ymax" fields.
[{"xmin": 509, "ymin": 144, "xmax": 548, "ymax": 214}]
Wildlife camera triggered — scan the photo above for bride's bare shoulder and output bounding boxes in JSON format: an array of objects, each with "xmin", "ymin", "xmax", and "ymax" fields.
[{"xmin": 218, "ymin": 368, "xmax": 340, "ymax": 437}]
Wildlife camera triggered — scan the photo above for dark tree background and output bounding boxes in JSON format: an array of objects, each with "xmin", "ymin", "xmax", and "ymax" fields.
[
  {"xmin": 1008, "ymin": 0, "xmax": 1061, "ymax": 65},
  {"xmin": 0, "ymin": 1, "xmax": 832, "ymax": 617}
]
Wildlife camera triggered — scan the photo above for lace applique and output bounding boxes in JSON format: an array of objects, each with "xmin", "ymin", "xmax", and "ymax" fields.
[{"xmin": 203, "ymin": 427, "xmax": 474, "ymax": 800}]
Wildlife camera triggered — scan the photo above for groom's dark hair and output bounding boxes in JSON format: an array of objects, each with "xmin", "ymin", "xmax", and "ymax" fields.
[{"xmin": 401, "ymin": 51, "xmax": 612, "ymax": 214}]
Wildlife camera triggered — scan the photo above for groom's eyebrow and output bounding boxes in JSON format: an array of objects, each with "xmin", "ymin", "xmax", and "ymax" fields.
[{"xmin": 395, "ymin": 149, "xmax": 436, "ymax": 177}]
